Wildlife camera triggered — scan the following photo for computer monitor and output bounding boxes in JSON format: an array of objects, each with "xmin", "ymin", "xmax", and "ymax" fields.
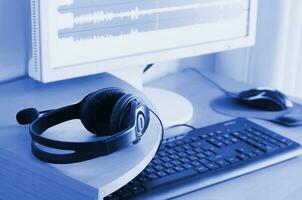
[
  {"xmin": 28, "ymin": 0, "xmax": 257, "ymax": 126},
  {"xmin": 29, "ymin": 0, "xmax": 257, "ymax": 83}
]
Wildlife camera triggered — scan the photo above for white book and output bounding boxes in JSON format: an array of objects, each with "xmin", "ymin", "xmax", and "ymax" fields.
[{"xmin": 0, "ymin": 113, "xmax": 161, "ymax": 200}]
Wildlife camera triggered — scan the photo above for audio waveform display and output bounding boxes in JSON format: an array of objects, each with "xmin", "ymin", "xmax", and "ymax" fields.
[
  {"xmin": 35, "ymin": 0, "xmax": 251, "ymax": 71},
  {"xmin": 58, "ymin": 0, "xmax": 246, "ymax": 40}
]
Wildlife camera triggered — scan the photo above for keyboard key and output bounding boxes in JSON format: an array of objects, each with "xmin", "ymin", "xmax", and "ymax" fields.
[
  {"xmin": 236, "ymin": 148, "xmax": 249, "ymax": 154},
  {"xmin": 148, "ymin": 173, "xmax": 159, "ymax": 180},
  {"xmin": 209, "ymin": 132, "xmax": 216, "ymax": 137},
  {"xmin": 264, "ymin": 144, "xmax": 279, "ymax": 152},
  {"xmin": 191, "ymin": 160, "xmax": 201, "ymax": 167},
  {"xmin": 183, "ymin": 144, "xmax": 192, "ymax": 150},
  {"xmin": 196, "ymin": 153, "xmax": 206, "ymax": 158},
  {"xmin": 204, "ymin": 162, "xmax": 220, "ymax": 170},
  {"xmin": 129, "ymin": 186, "xmax": 144, "ymax": 194},
  {"xmin": 215, "ymin": 142, "xmax": 225, "ymax": 148},
  {"xmin": 195, "ymin": 165, "xmax": 209, "ymax": 173},
  {"xmin": 253, "ymin": 149, "xmax": 264, "ymax": 155},
  {"xmin": 225, "ymin": 156, "xmax": 240, "ymax": 164},
  {"xmin": 204, "ymin": 151, "xmax": 215, "ymax": 156},
  {"xmin": 156, "ymin": 171, "xmax": 168, "ymax": 177},
  {"xmin": 200, "ymin": 158, "xmax": 210, "ymax": 164},
  {"xmin": 215, "ymin": 159, "xmax": 230, "ymax": 167},
  {"xmin": 152, "ymin": 159, "xmax": 163, "ymax": 165},
  {"xmin": 232, "ymin": 132, "xmax": 240, "ymax": 137},
  {"xmin": 143, "ymin": 169, "xmax": 198, "ymax": 190},
  {"xmin": 193, "ymin": 147, "xmax": 204, "ymax": 153},
  {"xmin": 163, "ymin": 162, "xmax": 174, "ymax": 169},
  {"xmin": 161, "ymin": 156, "xmax": 172, "ymax": 162},
  {"xmin": 237, "ymin": 154, "xmax": 249, "ymax": 160},
  {"xmin": 166, "ymin": 143, "xmax": 176, "ymax": 148},
  {"xmin": 177, "ymin": 152, "xmax": 187, "ymax": 158},
  {"xmin": 145, "ymin": 167, "xmax": 156, "ymax": 174},
  {"xmin": 158, "ymin": 151, "xmax": 168, "ymax": 157},
  {"xmin": 138, "ymin": 177, "xmax": 149, "ymax": 183},
  {"xmin": 171, "ymin": 160, "xmax": 182, "ymax": 166},
  {"xmin": 188, "ymin": 155, "xmax": 198, "ymax": 161},
  {"xmin": 174, "ymin": 166, "xmax": 185, "ymax": 172},
  {"xmin": 246, "ymin": 152, "xmax": 257, "ymax": 158},
  {"xmin": 186, "ymin": 150, "xmax": 196, "ymax": 155},
  {"xmin": 207, "ymin": 155, "xmax": 223, "ymax": 162},
  {"xmin": 202, "ymin": 145, "xmax": 215, "ymax": 151},
  {"xmin": 165, "ymin": 168, "xmax": 177, "ymax": 175},
  {"xmin": 154, "ymin": 165, "xmax": 165, "ymax": 171},
  {"xmin": 229, "ymin": 137, "xmax": 239, "ymax": 143},
  {"xmin": 182, "ymin": 163, "xmax": 194, "ymax": 169},
  {"xmin": 175, "ymin": 140, "xmax": 184, "ymax": 146},
  {"xmin": 223, "ymin": 139, "xmax": 233, "ymax": 145},
  {"xmin": 166, "ymin": 149, "xmax": 175, "ymax": 155},
  {"xmin": 105, "ymin": 194, "xmax": 119, "ymax": 200},
  {"xmin": 207, "ymin": 138, "xmax": 217, "ymax": 144},
  {"xmin": 179, "ymin": 158, "xmax": 190, "ymax": 164},
  {"xmin": 129, "ymin": 179, "xmax": 141, "ymax": 187},
  {"xmin": 170, "ymin": 154, "xmax": 180, "ymax": 160},
  {"xmin": 200, "ymin": 134, "xmax": 208, "ymax": 139},
  {"xmin": 216, "ymin": 136, "xmax": 223, "ymax": 140},
  {"xmin": 191, "ymin": 141, "xmax": 207, "ymax": 147},
  {"xmin": 139, "ymin": 171, "xmax": 147, "ymax": 177},
  {"xmin": 175, "ymin": 147, "xmax": 185, "ymax": 152}
]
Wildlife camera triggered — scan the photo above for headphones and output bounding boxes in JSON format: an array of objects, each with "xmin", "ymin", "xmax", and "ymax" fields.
[{"xmin": 16, "ymin": 87, "xmax": 150, "ymax": 164}]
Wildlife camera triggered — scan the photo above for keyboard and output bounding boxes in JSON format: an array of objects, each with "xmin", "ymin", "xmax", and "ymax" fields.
[{"xmin": 105, "ymin": 118, "xmax": 302, "ymax": 200}]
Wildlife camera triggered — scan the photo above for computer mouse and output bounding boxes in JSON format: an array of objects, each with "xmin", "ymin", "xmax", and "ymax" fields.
[{"xmin": 238, "ymin": 88, "xmax": 294, "ymax": 111}]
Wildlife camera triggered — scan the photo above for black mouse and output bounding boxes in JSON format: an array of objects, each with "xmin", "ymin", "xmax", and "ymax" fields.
[{"xmin": 238, "ymin": 88, "xmax": 294, "ymax": 111}]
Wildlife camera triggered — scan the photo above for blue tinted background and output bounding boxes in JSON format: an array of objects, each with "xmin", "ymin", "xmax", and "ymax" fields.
[{"xmin": 0, "ymin": 0, "xmax": 30, "ymax": 82}]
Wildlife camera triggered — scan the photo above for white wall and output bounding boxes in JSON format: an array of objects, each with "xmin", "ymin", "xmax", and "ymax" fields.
[
  {"xmin": 215, "ymin": 0, "xmax": 302, "ymax": 98},
  {"xmin": 0, "ymin": 0, "xmax": 30, "ymax": 83},
  {"xmin": 0, "ymin": 0, "xmax": 215, "ymax": 83},
  {"xmin": 144, "ymin": 54, "xmax": 216, "ymax": 83}
]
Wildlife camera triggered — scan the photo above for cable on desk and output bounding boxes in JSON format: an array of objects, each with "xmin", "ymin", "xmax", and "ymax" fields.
[
  {"xmin": 165, "ymin": 123, "xmax": 196, "ymax": 131},
  {"xmin": 143, "ymin": 64, "xmax": 155, "ymax": 74},
  {"xmin": 163, "ymin": 124, "xmax": 196, "ymax": 143},
  {"xmin": 148, "ymin": 108, "xmax": 165, "ymax": 152},
  {"xmin": 183, "ymin": 68, "xmax": 234, "ymax": 96}
]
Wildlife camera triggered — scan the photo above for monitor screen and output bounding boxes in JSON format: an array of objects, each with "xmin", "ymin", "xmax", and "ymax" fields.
[{"xmin": 30, "ymin": 0, "xmax": 257, "ymax": 82}]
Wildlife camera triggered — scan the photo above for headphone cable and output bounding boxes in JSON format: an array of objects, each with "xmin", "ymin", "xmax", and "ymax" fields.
[
  {"xmin": 143, "ymin": 64, "xmax": 155, "ymax": 74},
  {"xmin": 148, "ymin": 108, "xmax": 165, "ymax": 152},
  {"xmin": 166, "ymin": 123, "xmax": 196, "ymax": 131},
  {"xmin": 148, "ymin": 108, "xmax": 200, "ymax": 155}
]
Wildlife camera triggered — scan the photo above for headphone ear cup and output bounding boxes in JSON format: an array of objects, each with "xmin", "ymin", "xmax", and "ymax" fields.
[
  {"xmin": 80, "ymin": 88, "xmax": 125, "ymax": 136},
  {"xmin": 110, "ymin": 94, "xmax": 137, "ymax": 133}
]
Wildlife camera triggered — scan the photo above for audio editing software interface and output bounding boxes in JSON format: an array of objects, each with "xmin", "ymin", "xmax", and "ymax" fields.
[{"xmin": 39, "ymin": 0, "xmax": 249, "ymax": 69}]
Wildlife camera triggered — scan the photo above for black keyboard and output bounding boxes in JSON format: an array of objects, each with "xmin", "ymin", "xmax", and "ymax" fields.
[{"xmin": 106, "ymin": 118, "xmax": 302, "ymax": 200}]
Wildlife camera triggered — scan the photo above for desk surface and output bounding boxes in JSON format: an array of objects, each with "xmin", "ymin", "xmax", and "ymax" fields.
[{"xmin": 148, "ymin": 70, "xmax": 302, "ymax": 200}]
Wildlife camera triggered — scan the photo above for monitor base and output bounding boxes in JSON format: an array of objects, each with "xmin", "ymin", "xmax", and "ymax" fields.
[{"xmin": 143, "ymin": 87, "xmax": 194, "ymax": 128}]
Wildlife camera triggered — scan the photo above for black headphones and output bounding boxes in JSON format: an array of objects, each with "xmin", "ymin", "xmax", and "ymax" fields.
[{"xmin": 16, "ymin": 87, "xmax": 150, "ymax": 164}]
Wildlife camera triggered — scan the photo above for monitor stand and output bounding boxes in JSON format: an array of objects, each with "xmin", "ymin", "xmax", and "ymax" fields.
[
  {"xmin": 143, "ymin": 87, "xmax": 194, "ymax": 128},
  {"xmin": 109, "ymin": 67, "xmax": 194, "ymax": 128}
]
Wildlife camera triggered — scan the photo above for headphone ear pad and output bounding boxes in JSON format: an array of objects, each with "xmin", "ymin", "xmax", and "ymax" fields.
[
  {"xmin": 80, "ymin": 88, "xmax": 125, "ymax": 136},
  {"xmin": 110, "ymin": 94, "xmax": 137, "ymax": 132}
]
